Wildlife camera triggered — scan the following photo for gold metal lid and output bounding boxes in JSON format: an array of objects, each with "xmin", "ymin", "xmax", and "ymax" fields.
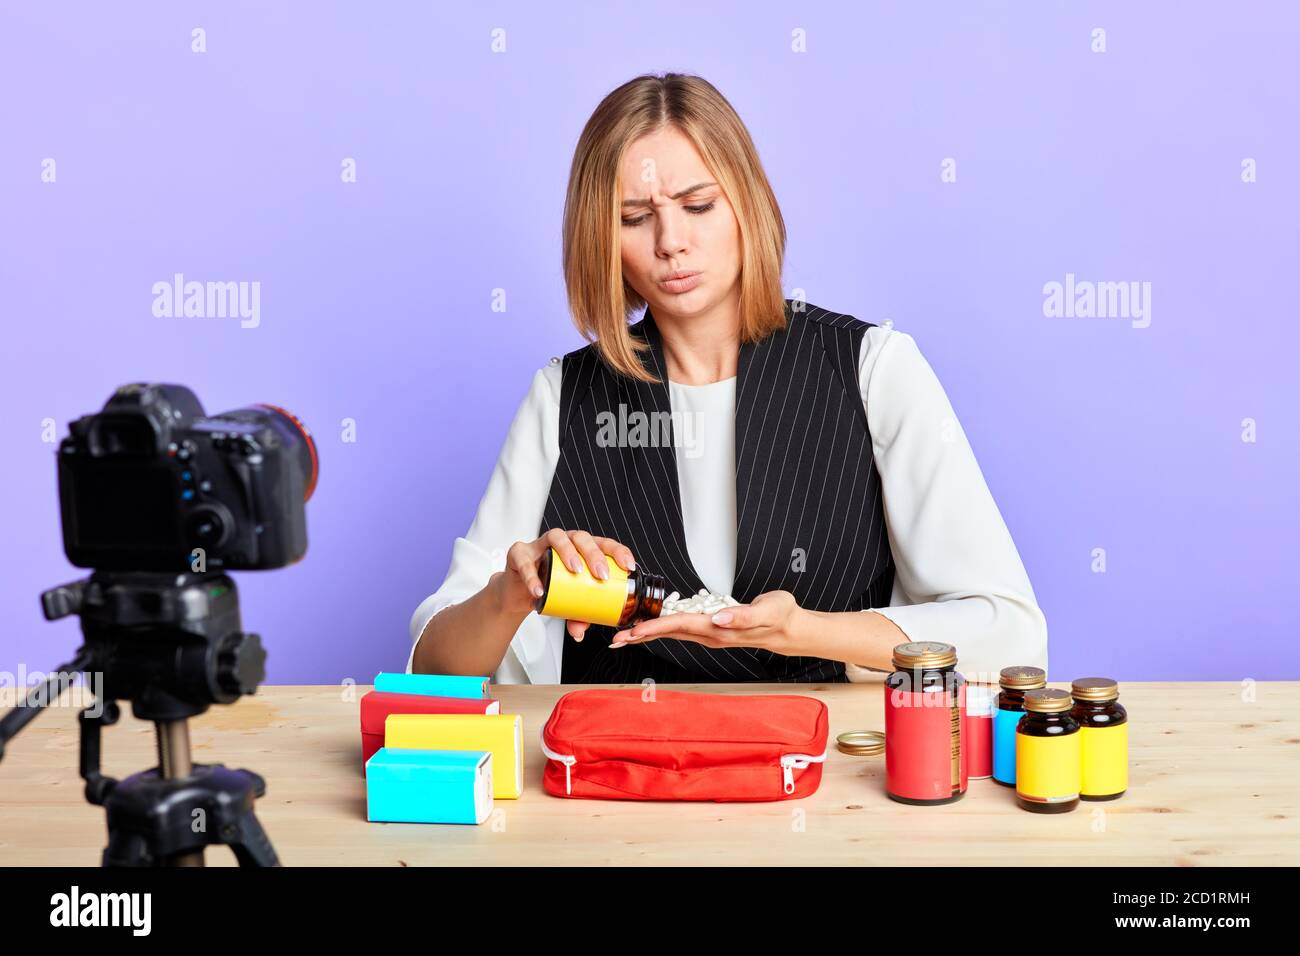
[
  {"xmin": 1024, "ymin": 688, "xmax": 1073, "ymax": 713},
  {"xmin": 891, "ymin": 642, "xmax": 957, "ymax": 669},
  {"xmin": 1071, "ymin": 677, "xmax": 1119, "ymax": 701},
  {"xmin": 999, "ymin": 665, "xmax": 1047, "ymax": 689},
  {"xmin": 836, "ymin": 730, "xmax": 885, "ymax": 756}
]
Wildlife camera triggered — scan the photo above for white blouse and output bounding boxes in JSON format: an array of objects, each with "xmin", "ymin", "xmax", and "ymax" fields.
[{"xmin": 409, "ymin": 324, "xmax": 1049, "ymax": 684}]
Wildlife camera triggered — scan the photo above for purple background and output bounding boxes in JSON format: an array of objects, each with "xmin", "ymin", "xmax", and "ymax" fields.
[{"xmin": 2, "ymin": 2, "xmax": 1296, "ymax": 684}]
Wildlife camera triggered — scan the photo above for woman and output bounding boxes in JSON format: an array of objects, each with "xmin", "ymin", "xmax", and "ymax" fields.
[{"xmin": 410, "ymin": 73, "xmax": 1047, "ymax": 685}]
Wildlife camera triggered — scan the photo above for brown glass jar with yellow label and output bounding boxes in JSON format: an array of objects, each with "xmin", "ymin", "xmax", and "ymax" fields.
[
  {"xmin": 1070, "ymin": 677, "xmax": 1128, "ymax": 801},
  {"xmin": 1015, "ymin": 688, "xmax": 1081, "ymax": 814},
  {"xmin": 534, "ymin": 546, "xmax": 669, "ymax": 627}
]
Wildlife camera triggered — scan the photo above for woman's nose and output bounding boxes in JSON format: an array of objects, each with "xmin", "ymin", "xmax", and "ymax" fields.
[{"xmin": 655, "ymin": 209, "xmax": 689, "ymax": 257}]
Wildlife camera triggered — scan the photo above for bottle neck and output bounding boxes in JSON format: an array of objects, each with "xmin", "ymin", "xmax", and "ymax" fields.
[
  {"xmin": 1072, "ymin": 697, "xmax": 1119, "ymax": 709},
  {"xmin": 629, "ymin": 570, "xmax": 669, "ymax": 622}
]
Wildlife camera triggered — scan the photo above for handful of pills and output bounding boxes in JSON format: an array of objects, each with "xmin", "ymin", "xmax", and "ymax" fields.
[{"xmin": 660, "ymin": 588, "xmax": 742, "ymax": 616}]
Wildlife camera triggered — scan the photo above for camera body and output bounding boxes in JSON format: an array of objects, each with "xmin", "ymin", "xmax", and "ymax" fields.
[{"xmin": 56, "ymin": 383, "xmax": 317, "ymax": 573}]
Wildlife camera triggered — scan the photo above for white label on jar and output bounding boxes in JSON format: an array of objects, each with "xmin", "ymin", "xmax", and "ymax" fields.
[{"xmin": 966, "ymin": 685, "xmax": 997, "ymax": 717}]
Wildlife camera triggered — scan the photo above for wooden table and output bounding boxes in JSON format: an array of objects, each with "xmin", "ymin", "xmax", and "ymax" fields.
[{"xmin": 1, "ymin": 681, "xmax": 1296, "ymax": 866}]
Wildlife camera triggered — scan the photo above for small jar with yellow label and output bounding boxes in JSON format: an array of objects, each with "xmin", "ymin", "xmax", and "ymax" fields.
[
  {"xmin": 1015, "ymin": 688, "xmax": 1080, "ymax": 814},
  {"xmin": 1071, "ymin": 677, "xmax": 1128, "ymax": 801},
  {"xmin": 534, "ymin": 546, "xmax": 669, "ymax": 627}
]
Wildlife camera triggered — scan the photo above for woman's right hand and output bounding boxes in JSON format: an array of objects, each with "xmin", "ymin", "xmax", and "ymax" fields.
[{"xmin": 500, "ymin": 529, "xmax": 637, "ymax": 642}]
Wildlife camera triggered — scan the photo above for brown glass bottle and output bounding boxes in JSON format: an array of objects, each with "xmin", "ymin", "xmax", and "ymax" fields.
[
  {"xmin": 534, "ymin": 546, "xmax": 669, "ymax": 627},
  {"xmin": 1071, "ymin": 677, "xmax": 1128, "ymax": 801},
  {"xmin": 993, "ymin": 666, "xmax": 1046, "ymax": 787},
  {"xmin": 884, "ymin": 642, "xmax": 967, "ymax": 805},
  {"xmin": 1015, "ymin": 688, "xmax": 1080, "ymax": 814}
]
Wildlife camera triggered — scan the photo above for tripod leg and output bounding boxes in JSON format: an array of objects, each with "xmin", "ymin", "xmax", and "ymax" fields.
[
  {"xmin": 79, "ymin": 701, "xmax": 120, "ymax": 805},
  {"xmin": 227, "ymin": 804, "xmax": 281, "ymax": 867},
  {"xmin": 102, "ymin": 830, "xmax": 153, "ymax": 867}
]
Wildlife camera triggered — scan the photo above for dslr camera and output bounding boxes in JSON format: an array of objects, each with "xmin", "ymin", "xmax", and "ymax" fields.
[{"xmin": 57, "ymin": 382, "xmax": 317, "ymax": 572}]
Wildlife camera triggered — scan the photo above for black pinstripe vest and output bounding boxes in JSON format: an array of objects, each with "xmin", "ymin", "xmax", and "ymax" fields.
[{"xmin": 541, "ymin": 300, "xmax": 894, "ymax": 683}]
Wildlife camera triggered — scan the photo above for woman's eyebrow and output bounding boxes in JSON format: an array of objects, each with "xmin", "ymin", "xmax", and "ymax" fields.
[{"xmin": 621, "ymin": 182, "xmax": 717, "ymax": 208}]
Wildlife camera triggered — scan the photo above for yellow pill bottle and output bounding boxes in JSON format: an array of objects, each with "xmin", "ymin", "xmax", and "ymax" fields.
[
  {"xmin": 534, "ymin": 547, "xmax": 669, "ymax": 627},
  {"xmin": 1070, "ymin": 677, "xmax": 1128, "ymax": 801},
  {"xmin": 1015, "ymin": 688, "xmax": 1081, "ymax": 813}
]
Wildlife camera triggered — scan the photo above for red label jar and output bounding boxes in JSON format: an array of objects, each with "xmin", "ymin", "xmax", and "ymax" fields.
[{"xmin": 884, "ymin": 641, "xmax": 967, "ymax": 805}]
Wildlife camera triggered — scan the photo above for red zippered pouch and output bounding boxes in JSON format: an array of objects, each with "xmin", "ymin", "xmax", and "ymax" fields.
[{"xmin": 539, "ymin": 688, "xmax": 829, "ymax": 802}]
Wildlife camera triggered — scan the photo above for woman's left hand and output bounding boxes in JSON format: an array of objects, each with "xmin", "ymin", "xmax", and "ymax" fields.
[{"xmin": 610, "ymin": 590, "xmax": 802, "ymax": 655}]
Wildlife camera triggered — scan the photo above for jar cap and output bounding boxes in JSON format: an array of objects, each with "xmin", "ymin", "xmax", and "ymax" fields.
[
  {"xmin": 891, "ymin": 642, "xmax": 957, "ymax": 669},
  {"xmin": 836, "ymin": 730, "xmax": 885, "ymax": 756},
  {"xmin": 1071, "ymin": 677, "xmax": 1119, "ymax": 701},
  {"xmin": 1024, "ymin": 688, "xmax": 1073, "ymax": 713},
  {"xmin": 999, "ymin": 665, "xmax": 1047, "ymax": 689}
]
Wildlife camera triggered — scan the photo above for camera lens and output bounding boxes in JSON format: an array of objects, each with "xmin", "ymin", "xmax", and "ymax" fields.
[
  {"xmin": 215, "ymin": 403, "xmax": 318, "ymax": 502},
  {"xmin": 256, "ymin": 404, "xmax": 318, "ymax": 501}
]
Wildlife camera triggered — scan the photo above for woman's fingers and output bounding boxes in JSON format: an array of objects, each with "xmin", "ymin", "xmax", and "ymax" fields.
[
  {"xmin": 567, "ymin": 619, "xmax": 590, "ymax": 643},
  {"xmin": 538, "ymin": 529, "xmax": 635, "ymax": 581},
  {"xmin": 567, "ymin": 530, "xmax": 610, "ymax": 581},
  {"xmin": 543, "ymin": 528, "xmax": 585, "ymax": 576},
  {"xmin": 710, "ymin": 605, "xmax": 749, "ymax": 627},
  {"xmin": 612, "ymin": 612, "xmax": 720, "ymax": 646},
  {"xmin": 596, "ymin": 537, "xmax": 636, "ymax": 572},
  {"xmin": 507, "ymin": 541, "xmax": 545, "ymax": 599}
]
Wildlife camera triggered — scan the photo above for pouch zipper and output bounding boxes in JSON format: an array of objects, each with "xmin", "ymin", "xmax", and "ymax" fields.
[
  {"xmin": 780, "ymin": 750, "xmax": 829, "ymax": 794},
  {"xmin": 542, "ymin": 729, "xmax": 828, "ymax": 797},
  {"xmin": 539, "ymin": 732, "xmax": 578, "ymax": 795}
]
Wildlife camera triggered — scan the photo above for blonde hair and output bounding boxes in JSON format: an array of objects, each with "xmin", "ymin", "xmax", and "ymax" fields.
[{"xmin": 562, "ymin": 73, "xmax": 788, "ymax": 383}]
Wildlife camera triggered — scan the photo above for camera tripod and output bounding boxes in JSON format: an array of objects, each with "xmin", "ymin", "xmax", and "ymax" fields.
[{"xmin": 0, "ymin": 571, "xmax": 279, "ymax": 866}]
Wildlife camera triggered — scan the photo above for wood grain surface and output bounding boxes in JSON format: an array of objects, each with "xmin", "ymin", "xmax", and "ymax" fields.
[{"xmin": 1, "ymin": 680, "xmax": 1295, "ymax": 866}]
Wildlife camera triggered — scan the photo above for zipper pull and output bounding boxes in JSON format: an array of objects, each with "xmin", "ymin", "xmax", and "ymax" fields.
[
  {"xmin": 780, "ymin": 752, "xmax": 827, "ymax": 795},
  {"xmin": 539, "ymin": 731, "xmax": 578, "ymax": 795},
  {"xmin": 780, "ymin": 755, "xmax": 806, "ymax": 794}
]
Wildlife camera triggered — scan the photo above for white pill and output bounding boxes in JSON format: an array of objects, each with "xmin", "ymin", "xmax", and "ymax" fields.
[{"xmin": 657, "ymin": 587, "xmax": 741, "ymax": 616}]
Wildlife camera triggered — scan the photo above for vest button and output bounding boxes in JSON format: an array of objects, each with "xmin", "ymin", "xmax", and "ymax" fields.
[{"xmin": 548, "ymin": 356, "xmax": 560, "ymax": 365}]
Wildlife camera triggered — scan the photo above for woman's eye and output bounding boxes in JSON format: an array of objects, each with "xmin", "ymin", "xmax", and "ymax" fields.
[{"xmin": 621, "ymin": 200, "xmax": 716, "ymax": 227}]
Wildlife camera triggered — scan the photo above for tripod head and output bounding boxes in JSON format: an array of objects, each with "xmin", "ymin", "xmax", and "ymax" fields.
[{"xmin": 39, "ymin": 570, "xmax": 267, "ymax": 722}]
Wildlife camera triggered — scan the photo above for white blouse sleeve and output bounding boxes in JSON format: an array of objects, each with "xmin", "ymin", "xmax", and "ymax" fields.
[
  {"xmin": 407, "ymin": 360, "xmax": 566, "ymax": 684},
  {"xmin": 843, "ymin": 327, "xmax": 1049, "ymax": 684}
]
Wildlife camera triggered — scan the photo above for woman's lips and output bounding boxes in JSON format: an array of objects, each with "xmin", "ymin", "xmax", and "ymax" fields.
[{"xmin": 660, "ymin": 272, "xmax": 702, "ymax": 294}]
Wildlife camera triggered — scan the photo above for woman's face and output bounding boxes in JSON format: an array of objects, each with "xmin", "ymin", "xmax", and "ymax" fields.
[{"xmin": 618, "ymin": 126, "xmax": 741, "ymax": 320}]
